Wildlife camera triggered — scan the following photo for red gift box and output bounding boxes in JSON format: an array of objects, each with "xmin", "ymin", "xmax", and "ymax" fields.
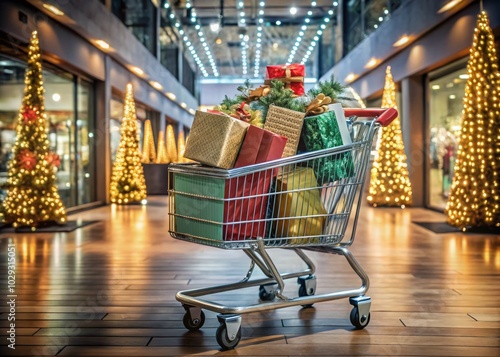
[
  {"xmin": 265, "ymin": 63, "xmax": 305, "ymax": 96},
  {"xmin": 223, "ymin": 128, "xmax": 287, "ymax": 241}
]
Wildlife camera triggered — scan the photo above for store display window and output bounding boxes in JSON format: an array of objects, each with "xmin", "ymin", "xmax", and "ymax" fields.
[
  {"xmin": 0, "ymin": 54, "xmax": 96, "ymax": 208},
  {"xmin": 428, "ymin": 62, "xmax": 467, "ymax": 210}
]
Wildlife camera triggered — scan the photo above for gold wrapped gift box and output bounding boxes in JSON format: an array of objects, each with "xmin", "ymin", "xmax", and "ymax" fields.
[
  {"xmin": 184, "ymin": 111, "xmax": 250, "ymax": 169},
  {"xmin": 272, "ymin": 167, "xmax": 327, "ymax": 241},
  {"xmin": 264, "ymin": 105, "xmax": 305, "ymax": 158}
]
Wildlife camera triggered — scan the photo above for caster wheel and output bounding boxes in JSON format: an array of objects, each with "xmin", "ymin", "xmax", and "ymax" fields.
[
  {"xmin": 216, "ymin": 323, "xmax": 241, "ymax": 350},
  {"xmin": 259, "ymin": 285, "xmax": 276, "ymax": 301},
  {"xmin": 350, "ymin": 307, "xmax": 370, "ymax": 329},
  {"xmin": 298, "ymin": 276, "xmax": 316, "ymax": 308},
  {"xmin": 183, "ymin": 310, "xmax": 205, "ymax": 331}
]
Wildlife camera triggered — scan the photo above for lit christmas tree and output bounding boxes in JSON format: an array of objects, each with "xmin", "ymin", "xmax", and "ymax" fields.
[
  {"xmin": 141, "ymin": 119, "xmax": 156, "ymax": 163},
  {"xmin": 177, "ymin": 128, "xmax": 187, "ymax": 163},
  {"xmin": 367, "ymin": 66, "xmax": 413, "ymax": 208},
  {"xmin": 156, "ymin": 130, "xmax": 169, "ymax": 163},
  {"xmin": 2, "ymin": 31, "xmax": 66, "ymax": 228},
  {"xmin": 445, "ymin": 11, "xmax": 500, "ymax": 230},
  {"xmin": 166, "ymin": 124, "xmax": 178, "ymax": 163},
  {"xmin": 110, "ymin": 83, "xmax": 147, "ymax": 204}
]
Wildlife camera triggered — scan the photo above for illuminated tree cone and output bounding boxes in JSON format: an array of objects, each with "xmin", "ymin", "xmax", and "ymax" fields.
[
  {"xmin": 177, "ymin": 128, "xmax": 187, "ymax": 163},
  {"xmin": 156, "ymin": 130, "xmax": 169, "ymax": 163},
  {"xmin": 2, "ymin": 31, "xmax": 66, "ymax": 228},
  {"xmin": 141, "ymin": 119, "xmax": 156, "ymax": 163},
  {"xmin": 445, "ymin": 11, "xmax": 500, "ymax": 230},
  {"xmin": 110, "ymin": 83, "xmax": 147, "ymax": 204},
  {"xmin": 166, "ymin": 124, "xmax": 178, "ymax": 163},
  {"xmin": 367, "ymin": 66, "xmax": 413, "ymax": 208}
]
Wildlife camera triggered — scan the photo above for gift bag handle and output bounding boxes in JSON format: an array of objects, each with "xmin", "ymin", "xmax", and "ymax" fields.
[{"xmin": 343, "ymin": 108, "xmax": 398, "ymax": 127}]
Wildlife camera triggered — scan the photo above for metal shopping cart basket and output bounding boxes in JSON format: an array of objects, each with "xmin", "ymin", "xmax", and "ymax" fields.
[{"xmin": 168, "ymin": 108, "xmax": 397, "ymax": 349}]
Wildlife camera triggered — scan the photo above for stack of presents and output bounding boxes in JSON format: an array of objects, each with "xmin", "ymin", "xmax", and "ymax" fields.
[{"xmin": 170, "ymin": 64, "xmax": 355, "ymax": 244}]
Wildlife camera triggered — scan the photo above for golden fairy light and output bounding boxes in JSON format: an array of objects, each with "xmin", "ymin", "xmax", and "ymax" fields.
[
  {"xmin": 2, "ymin": 31, "xmax": 67, "ymax": 228},
  {"xmin": 109, "ymin": 83, "xmax": 148, "ymax": 204},
  {"xmin": 177, "ymin": 128, "xmax": 187, "ymax": 163},
  {"xmin": 445, "ymin": 11, "xmax": 500, "ymax": 230},
  {"xmin": 156, "ymin": 130, "xmax": 169, "ymax": 163},
  {"xmin": 165, "ymin": 124, "xmax": 178, "ymax": 163},
  {"xmin": 141, "ymin": 119, "xmax": 156, "ymax": 163},
  {"xmin": 367, "ymin": 66, "xmax": 413, "ymax": 208}
]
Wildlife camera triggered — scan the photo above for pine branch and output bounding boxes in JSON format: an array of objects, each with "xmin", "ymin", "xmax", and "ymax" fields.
[
  {"xmin": 251, "ymin": 80, "xmax": 306, "ymax": 120},
  {"xmin": 307, "ymin": 75, "xmax": 347, "ymax": 103}
]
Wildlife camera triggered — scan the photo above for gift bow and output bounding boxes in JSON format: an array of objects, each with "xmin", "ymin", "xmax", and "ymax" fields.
[
  {"xmin": 305, "ymin": 93, "xmax": 332, "ymax": 116},
  {"xmin": 247, "ymin": 85, "xmax": 270, "ymax": 101}
]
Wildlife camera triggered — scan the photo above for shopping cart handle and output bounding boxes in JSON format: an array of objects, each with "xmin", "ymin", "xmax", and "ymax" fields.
[{"xmin": 343, "ymin": 108, "xmax": 398, "ymax": 127}]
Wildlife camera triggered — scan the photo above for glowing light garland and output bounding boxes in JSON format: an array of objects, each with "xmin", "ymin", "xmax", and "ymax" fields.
[
  {"xmin": 1, "ymin": 31, "xmax": 67, "ymax": 228},
  {"xmin": 253, "ymin": 1, "xmax": 266, "ymax": 77},
  {"xmin": 109, "ymin": 83, "xmax": 148, "ymax": 204},
  {"xmin": 367, "ymin": 66, "xmax": 413, "ymax": 208},
  {"xmin": 445, "ymin": 11, "xmax": 500, "ymax": 230}
]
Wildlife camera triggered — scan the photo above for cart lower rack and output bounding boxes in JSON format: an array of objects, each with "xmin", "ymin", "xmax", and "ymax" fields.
[{"xmin": 168, "ymin": 108, "xmax": 397, "ymax": 349}]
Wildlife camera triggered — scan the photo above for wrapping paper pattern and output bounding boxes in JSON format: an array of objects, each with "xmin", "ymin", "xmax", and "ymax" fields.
[
  {"xmin": 301, "ymin": 111, "xmax": 355, "ymax": 184},
  {"xmin": 265, "ymin": 64, "xmax": 305, "ymax": 96},
  {"xmin": 272, "ymin": 167, "xmax": 327, "ymax": 240},
  {"xmin": 184, "ymin": 111, "xmax": 249, "ymax": 169},
  {"xmin": 173, "ymin": 130, "xmax": 287, "ymax": 241},
  {"xmin": 264, "ymin": 105, "xmax": 305, "ymax": 158}
]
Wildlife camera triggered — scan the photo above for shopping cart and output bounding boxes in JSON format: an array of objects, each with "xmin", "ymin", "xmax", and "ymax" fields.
[{"xmin": 168, "ymin": 108, "xmax": 397, "ymax": 350}]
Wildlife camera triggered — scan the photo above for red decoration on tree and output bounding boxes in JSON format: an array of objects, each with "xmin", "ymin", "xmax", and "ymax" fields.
[
  {"xmin": 46, "ymin": 152, "xmax": 61, "ymax": 168},
  {"xmin": 18, "ymin": 149, "xmax": 37, "ymax": 170},
  {"xmin": 22, "ymin": 106, "xmax": 37, "ymax": 124}
]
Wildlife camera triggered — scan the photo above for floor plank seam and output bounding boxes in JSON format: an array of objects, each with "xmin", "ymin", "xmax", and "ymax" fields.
[
  {"xmin": 146, "ymin": 336, "xmax": 154, "ymax": 346},
  {"xmin": 399, "ymin": 319, "xmax": 407, "ymax": 327},
  {"xmin": 54, "ymin": 345, "xmax": 66, "ymax": 356},
  {"xmin": 467, "ymin": 313, "xmax": 478, "ymax": 321},
  {"xmin": 101, "ymin": 313, "xmax": 108, "ymax": 320},
  {"xmin": 452, "ymin": 289, "xmax": 462, "ymax": 295}
]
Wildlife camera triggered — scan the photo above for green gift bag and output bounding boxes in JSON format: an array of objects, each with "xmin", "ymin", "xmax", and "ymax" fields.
[{"xmin": 300, "ymin": 109, "xmax": 355, "ymax": 185}]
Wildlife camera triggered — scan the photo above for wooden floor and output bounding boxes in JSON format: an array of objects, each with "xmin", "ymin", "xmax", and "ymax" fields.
[{"xmin": 0, "ymin": 196, "xmax": 499, "ymax": 356}]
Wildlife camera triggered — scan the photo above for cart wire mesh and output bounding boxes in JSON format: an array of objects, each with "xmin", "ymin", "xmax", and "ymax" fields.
[{"xmin": 168, "ymin": 118, "xmax": 378, "ymax": 250}]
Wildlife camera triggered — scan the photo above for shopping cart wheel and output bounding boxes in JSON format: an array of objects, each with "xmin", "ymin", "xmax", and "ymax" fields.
[
  {"xmin": 298, "ymin": 275, "xmax": 317, "ymax": 307},
  {"xmin": 216, "ymin": 314, "xmax": 242, "ymax": 350},
  {"xmin": 350, "ymin": 307, "xmax": 370, "ymax": 329},
  {"xmin": 349, "ymin": 296, "xmax": 371, "ymax": 329},
  {"xmin": 182, "ymin": 305, "xmax": 205, "ymax": 331},
  {"xmin": 259, "ymin": 284, "xmax": 277, "ymax": 301}
]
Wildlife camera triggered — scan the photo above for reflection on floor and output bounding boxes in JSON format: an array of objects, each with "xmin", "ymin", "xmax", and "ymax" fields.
[{"xmin": 0, "ymin": 196, "xmax": 498, "ymax": 356}]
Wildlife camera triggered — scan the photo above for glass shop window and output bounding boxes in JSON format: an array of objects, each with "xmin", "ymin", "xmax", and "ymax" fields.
[{"xmin": 428, "ymin": 62, "xmax": 468, "ymax": 210}]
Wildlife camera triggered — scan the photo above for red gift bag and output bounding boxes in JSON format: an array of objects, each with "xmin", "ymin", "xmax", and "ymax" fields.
[
  {"xmin": 265, "ymin": 64, "xmax": 305, "ymax": 96},
  {"xmin": 223, "ymin": 127, "xmax": 287, "ymax": 241}
]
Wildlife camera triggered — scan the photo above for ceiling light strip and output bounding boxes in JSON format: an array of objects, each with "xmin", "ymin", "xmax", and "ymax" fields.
[
  {"xmin": 286, "ymin": 0, "xmax": 317, "ymax": 65},
  {"xmin": 238, "ymin": 1, "xmax": 249, "ymax": 75},
  {"xmin": 166, "ymin": 0, "xmax": 218, "ymax": 77},
  {"xmin": 253, "ymin": 1, "xmax": 266, "ymax": 77},
  {"xmin": 299, "ymin": 1, "xmax": 338, "ymax": 65}
]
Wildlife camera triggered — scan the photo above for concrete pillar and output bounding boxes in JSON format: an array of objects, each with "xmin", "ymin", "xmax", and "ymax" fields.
[
  {"xmin": 401, "ymin": 75, "xmax": 426, "ymax": 207},
  {"xmin": 95, "ymin": 55, "xmax": 112, "ymax": 204}
]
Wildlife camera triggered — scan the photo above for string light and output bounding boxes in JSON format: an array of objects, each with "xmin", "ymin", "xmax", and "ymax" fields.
[
  {"xmin": 141, "ymin": 119, "xmax": 156, "ymax": 163},
  {"xmin": 2, "ymin": 31, "xmax": 67, "ymax": 228},
  {"xmin": 238, "ymin": 1, "xmax": 248, "ymax": 76},
  {"xmin": 298, "ymin": 1, "xmax": 338, "ymax": 65},
  {"xmin": 165, "ymin": 0, "xmax": 218, "ymax": 77},
  {"xmin": 109, "ymin": 83, "xmax": 148, "ymax": 204},
  {"xmin": 254, "ymin": 1, "xmax": 266, "ymax": 77},
  {"xmin": 367, "ymin": 66, "xmax": 413, "ymax": 208},
  {"xmin": 445, "ymin": 11, "xmax": 500, "ymax": 230}
]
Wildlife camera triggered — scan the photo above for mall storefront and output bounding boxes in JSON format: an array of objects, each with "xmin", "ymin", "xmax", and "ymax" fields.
[
  {"xmin": 0, "ymin": 52, "xmax": 97, "ymax": 209},
  {"xmin": 328, "ymin": 0, "xmax": 500, "ymax": 210}
]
